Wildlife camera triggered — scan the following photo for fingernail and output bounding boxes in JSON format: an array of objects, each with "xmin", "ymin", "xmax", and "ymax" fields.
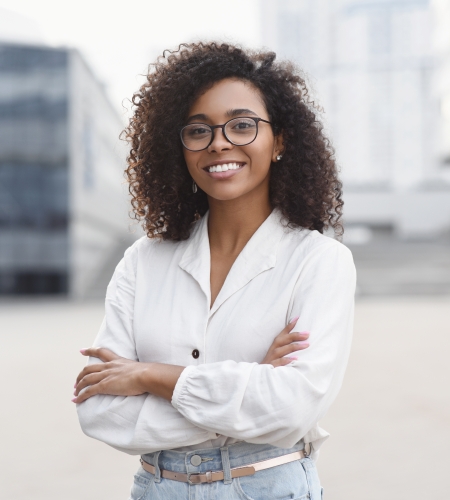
[
  {"xmin": 74, "ymin": 382, "xmax": 77, "ymax": 388},
  {"xmin": 289, "ymin": 316, "xmax": 300, "ymax": 324},
  {"xmin": 71, "ymin": 397, "xmax": 77, "ymax": 403},
  {"xmin": 287, "ymin": 356, "xmax": 298, "ymax": 361},
  {"xmin": 80, "ymin": 348, "xmax": 87, "ymax": 354}
]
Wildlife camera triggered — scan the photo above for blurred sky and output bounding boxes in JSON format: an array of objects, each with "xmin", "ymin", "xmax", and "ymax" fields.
[{"xmin": 0, "ymin": 0, "xmax": 261, "ymax": 118}]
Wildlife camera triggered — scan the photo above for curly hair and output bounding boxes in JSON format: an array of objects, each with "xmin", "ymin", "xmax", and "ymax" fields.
[{"xmin": 123, "ymin": 42, "xmax": 343, "ymax": 240}]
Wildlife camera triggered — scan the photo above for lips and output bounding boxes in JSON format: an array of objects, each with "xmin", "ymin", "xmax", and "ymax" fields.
[
  {"xmin": 203, "ymin": 162, "xmax": 246, "ymax": 179},
  {"xmin": 203, "ymin": 161, "xmax": 246, "ymax": 173}
]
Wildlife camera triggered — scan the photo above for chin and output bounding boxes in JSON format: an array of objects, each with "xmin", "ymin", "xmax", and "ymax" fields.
[
  {"xmin": 207, "ymin": 192, "xmax": 244, "ymax": 202},
  {"xmin": 204, "ymin": 183, "xmax": 250, "ymax": 199}
]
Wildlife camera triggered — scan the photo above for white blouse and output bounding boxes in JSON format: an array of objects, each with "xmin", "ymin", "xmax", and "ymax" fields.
[{"xmin": 77, "ymin": 207, "xmax": 356, "ymax": 460}]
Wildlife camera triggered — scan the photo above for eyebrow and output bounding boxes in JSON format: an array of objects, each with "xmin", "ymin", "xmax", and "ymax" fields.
[
  {"xmin": 186, "ymin": 108, "xmax": 259, "ymax": 123},
  {"xmin": 226, "ymin": 108, "xmax": 259, "ymax": 118}
]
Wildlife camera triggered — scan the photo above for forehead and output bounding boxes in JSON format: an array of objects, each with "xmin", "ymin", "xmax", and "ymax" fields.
[{"xmin": 188, "ymin": 78, "xmax": 267, "ymax": 116}]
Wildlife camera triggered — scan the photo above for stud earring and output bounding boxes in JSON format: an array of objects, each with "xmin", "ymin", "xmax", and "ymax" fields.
[
  {"xmin": 276, "ymin": 155, "xmax": 283, "ymax": 161},
  {"xmin": 192, "ymin": 180, "xmax": 198, "ymax": 193}
]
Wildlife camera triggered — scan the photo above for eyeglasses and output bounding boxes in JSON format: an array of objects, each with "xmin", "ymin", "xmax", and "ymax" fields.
[{"xmin": 180, "ymin": 117, "xmax": 272, "ymax": 152}]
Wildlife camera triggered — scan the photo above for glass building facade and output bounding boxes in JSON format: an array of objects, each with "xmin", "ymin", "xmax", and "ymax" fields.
[
  {"xmin": 0, "ymin": 44, "xmax": 69, "ymax": 294},
  {"xmin": 0, "ymin": 42, "xmax": 134, "ymax": 297}
]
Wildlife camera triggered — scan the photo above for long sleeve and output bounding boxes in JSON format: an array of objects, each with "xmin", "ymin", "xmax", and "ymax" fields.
[
  {"xmin": 171, "ymin": 240, "xmax": 356, "ymax": 449},
  {"xmin": 76, "ymin": 239, "xmax": 217, "ymax": 455}
]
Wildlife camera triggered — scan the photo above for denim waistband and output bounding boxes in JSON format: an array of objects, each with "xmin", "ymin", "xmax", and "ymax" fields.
[{"xmin": 141, "ymin": 441, "xmax": 306, "ymax": 482}]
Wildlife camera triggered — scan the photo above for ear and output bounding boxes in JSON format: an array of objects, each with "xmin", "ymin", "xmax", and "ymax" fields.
[{"xmin": 271, "ymin": 133, "xmax": 285, "ymax": 163}]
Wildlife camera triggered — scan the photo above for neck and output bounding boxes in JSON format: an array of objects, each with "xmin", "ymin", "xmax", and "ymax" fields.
[{"xmin": 207, "ymin": 190, "xmax": 273, "ymax": 255}]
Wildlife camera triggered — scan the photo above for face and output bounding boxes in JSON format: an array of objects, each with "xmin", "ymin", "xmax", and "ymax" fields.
[{"xmin": 182, "ymin": 78, "xmax": 283, "ymax": 203}]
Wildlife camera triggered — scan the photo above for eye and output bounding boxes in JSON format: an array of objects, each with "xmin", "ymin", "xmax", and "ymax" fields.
[
  {"xmin": 229, "ymin": 118, "xmax": 256, "ymax": 131},
  {"xmin": 184, "ymin": 124, "xmax": 211, "ymax": 137}
]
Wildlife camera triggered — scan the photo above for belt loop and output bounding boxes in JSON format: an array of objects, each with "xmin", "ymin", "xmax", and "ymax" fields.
[
  {"xmin": 153, "ymin": 451, "xmax": 162, "ymax": 483},
  {"xmin": 220, "ymin": 446, "xmax": 232, "ymax": 485}
]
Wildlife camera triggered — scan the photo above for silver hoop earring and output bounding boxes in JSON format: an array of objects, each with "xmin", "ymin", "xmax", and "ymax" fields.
[
  {"xmin": 276, "ymin": 155, "xmax": 283, "ymax": 161},
  {"xmin": 192, "ymin": 180, "xmax": 197, "ymax": 193}
]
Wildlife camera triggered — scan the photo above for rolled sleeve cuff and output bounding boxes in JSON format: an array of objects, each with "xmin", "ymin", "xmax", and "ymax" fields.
[{"xmin": 171, "ymin": 365, "xmax": 196, "ymax": 411}]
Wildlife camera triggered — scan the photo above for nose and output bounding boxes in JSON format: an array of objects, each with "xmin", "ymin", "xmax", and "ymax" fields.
[{"xmin": 207, "ymin": 126, "xmax": 233, "ymax": 153}]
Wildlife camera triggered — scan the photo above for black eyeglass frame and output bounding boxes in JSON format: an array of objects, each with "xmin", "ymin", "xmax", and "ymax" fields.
[{"xmin": 180, "ymin": 117, "xmax": 272, "ymax": 152}]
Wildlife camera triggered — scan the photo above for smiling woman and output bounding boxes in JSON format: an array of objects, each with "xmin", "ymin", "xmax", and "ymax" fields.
[
  {"xmin": 122, "ymin": 42, "xmax": 343, "ymax": 241},
  {"xmin": 75, "ymin": 42, "xmax": 356, "ymax": 500}
]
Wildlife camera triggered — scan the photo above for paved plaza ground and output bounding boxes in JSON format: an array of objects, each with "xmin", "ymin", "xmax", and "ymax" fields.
[{"xmin": 0, "ymin": 297, "xmax": 449, "ymax": 499}]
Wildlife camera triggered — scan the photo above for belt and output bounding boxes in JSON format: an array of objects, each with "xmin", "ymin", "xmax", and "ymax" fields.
[{"xmin": 140, "ymin": 449, "xmax": 307, "ymax": 485}]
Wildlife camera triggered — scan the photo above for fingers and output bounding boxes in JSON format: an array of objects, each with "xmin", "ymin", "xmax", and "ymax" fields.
[
  {"xmin": 73, "ymin": 383, "xmax": 103, "ymax": 404},
  {"xmin": 75, "ymin": 372, "xmax": 106, "ymax": 396},
  {"xmin": 261, "ymin": 318, "xmax": 310, "ymax": 366},
  {"xmin": 281, "ymin": 316, "xmax": 300, "ymax": 335},
  {"xmin": 287, "ymin": 331, "xmax": 309, "ymax": 343},
  {"xmin": 73, "ymin": 348, "xmax": 130, "ymax": 402},
  {"xmin": 76, "ymin": 362, "xmax": 107, "ymax": 386},
  {"xmin": 268, "ymin": 318, "xmax": 309, "ymax": 367},
  {"xmin": 269, "ymin": 356, "xmax": 297, "ymax": 368},
  {"xmin": 274, "ymin": 341, "xmax": 309, "ymax": 358},
  {"xmin": 271, "ymin": 318, "xmax": 298, "ymax": 345},
  {"xmin": 80, "ymin": 347, "xmax": 120, "ymax": 362},
  {"xmin": 275, "ymin": 316, "xmax": 300, "ymax": 340},
  {"xmin": 73, "ymin": 347, "xmax": 122, "ymax": 404},
  {"xmin": 273, "ymin": 330, "xmax": 310, "ymax": 349}
]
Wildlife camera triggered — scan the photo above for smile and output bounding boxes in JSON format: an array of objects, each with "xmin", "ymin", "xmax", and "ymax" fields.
[{"xmin": 204, "ymin": 162, "xmax": 245, "ymax": 173}]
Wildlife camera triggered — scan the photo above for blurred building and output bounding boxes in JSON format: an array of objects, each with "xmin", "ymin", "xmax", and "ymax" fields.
[
  {"xmin": 260, "ymin": 0, "xmax": 450, "ymax": 294},
  {"xmin": 434, "ymin": 0, "xmax": 450, "ymax": 171},
  {"xmin": 0, "ymin": 42, "xmax": 135, "ymax": 297},
  {"xmin": 261, "ymin": 0, "xmax": 450, "ymax": 240}
]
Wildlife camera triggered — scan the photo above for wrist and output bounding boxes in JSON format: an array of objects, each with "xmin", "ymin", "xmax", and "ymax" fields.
[{"xmin": 138, "ymin": 363, "xmax": 157, "ymax": 393}]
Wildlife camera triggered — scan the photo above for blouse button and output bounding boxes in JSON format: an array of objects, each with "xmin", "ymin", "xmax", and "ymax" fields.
[{"xmin": 192, "ymin": 349, "xmax": 200, "ymax": 359}]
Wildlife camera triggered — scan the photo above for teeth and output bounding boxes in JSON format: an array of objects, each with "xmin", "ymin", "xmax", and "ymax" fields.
[{"xmin": 207, "ymin": 163, "xmax": 243, "ymax": 173}]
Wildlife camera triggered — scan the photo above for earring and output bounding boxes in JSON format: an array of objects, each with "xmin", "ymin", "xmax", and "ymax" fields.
[
  {"xmin": 192, "ymin": 180, "xmax": 197, "ymax": 193},
  {"xmin": 276, "ymin": 155, "xmax": 283, "ymax": 161}
]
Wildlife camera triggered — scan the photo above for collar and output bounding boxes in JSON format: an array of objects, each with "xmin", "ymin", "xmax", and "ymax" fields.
[{"xmin": 179, "ymin": 207, "xmax": 288, "ymax": 316}]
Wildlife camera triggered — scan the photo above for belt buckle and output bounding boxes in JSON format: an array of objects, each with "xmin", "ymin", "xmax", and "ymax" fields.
[
  {"xmin": 187, "ymin": 472, "xmax": 202, "ymax": 485},
  {"xmin": 187, "ymin": 470, "xmax": 213, "ymax": 484}
]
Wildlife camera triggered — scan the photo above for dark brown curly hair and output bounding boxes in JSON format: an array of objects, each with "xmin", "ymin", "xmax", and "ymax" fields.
[{"xmin": 123, "ymin": 42, "xmax": 343, "ymax": 240}]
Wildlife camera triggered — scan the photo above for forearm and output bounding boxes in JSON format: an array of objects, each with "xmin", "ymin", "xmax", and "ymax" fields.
[
  {"xmin": 76, "ymin": 391, "xmax": 217, "ymax": 454},
  {"xmin": 75, "ymin": 355, "xmax": 212, "ymax": 454},
  {"xmin": 74, "ymin": 348, "xmax": 185, "ymax": 403},
  {"xmin": 171, "ymin": 358, "xmax": 347, "ymax": 447},
  {"xmin": 141, "ymin": 363, "xmax": 185, "ymax": 401}
]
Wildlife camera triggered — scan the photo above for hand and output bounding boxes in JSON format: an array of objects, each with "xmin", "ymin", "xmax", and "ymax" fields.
[
  {"xmin": 260, "ymin": 316, "xmax": 309, "ymax": 368},
  {"xmin": 73, "ymin": 347, "xmax": 150, "ymax": 404}
]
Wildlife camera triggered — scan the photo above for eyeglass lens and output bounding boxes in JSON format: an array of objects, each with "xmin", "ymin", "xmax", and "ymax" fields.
[{"xmin": 181, "ymin": 117, "xmax": 258, "ymax": 151}]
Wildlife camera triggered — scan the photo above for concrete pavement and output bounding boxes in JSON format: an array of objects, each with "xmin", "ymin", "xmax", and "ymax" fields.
[{"xmin": 0, "ymin": 297, "xmax": 449, "ymax": 499}]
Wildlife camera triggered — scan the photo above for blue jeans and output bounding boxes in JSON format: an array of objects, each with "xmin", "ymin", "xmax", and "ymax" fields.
[{"xmin": 129, "ymin": 442, "xmax": 323, "ymax": 499}]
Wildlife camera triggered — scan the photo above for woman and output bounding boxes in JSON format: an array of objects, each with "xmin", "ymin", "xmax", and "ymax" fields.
[{"xmin": 74, "ymin": 42, "xmax": 356, "ymax": 500}]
